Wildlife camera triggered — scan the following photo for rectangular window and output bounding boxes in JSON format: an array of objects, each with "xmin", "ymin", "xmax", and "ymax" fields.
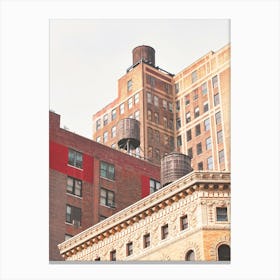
[
  {"xmin": 168, "ymin": 102, "xmax": 173, "ymax": 112},
  {"xmin": 217, "ymin": 130, "xmax": 223, "ymax": 144},
  {"xmin": 203, "ymin": 101, "xmax": 209, "ymax": 112},
  {"xmin": 185, "ymin": 95, "xmax": 190, "ymax": 106},
  {"xmin": 197, "ymin": 142, "xmax": 202, "ymax": 155},
  {"xmin": 100, "ymin": 188, "xmax": 115, "ymax": 208},
  {"xmin": 103, "ymin": 131, "xmax": 108, "ymax": 143},
  {"xmin": 111, "ymin": 109, "xmax": 116, "ymax": 120},
  {"xmin": 154, "ymin": 95, "xmax": 159, "ymax": 107},
  {"xmin": 191, "ymin": 70, "xmax": 197, "ymax": 83},
  {"xmin": 201, "ymin": 82, "xmax": 207, "ymax": 95},
  {"xmin": 148, "ymin": 146, "xmax": 153, "ymax": 158},
  {"xmin": 186, "ymin": 129, "xmax": 192, "ymax": 142},
  {"xmin": 175, "ymin": 82, "xmax": 179, "ymax": 94},
  {"xmin": 99, "ymin": 215, "xmax": 107, "ymax": 221},
  {"xmin": 126, "ymin": 242, "xmax": 133, "ymax": 256},
  {"xmin": 161, "ymin": 224, "xmax": 169, "ymax": 240},
  {"xmin": 134, "ymin": 93, "xmax": 139, "ymax": 104},
  {"xmin": 204, "ymin": 118, "xmax": 210, "ymax": 131},
  {"xmin": 177, "ymin": 135, "xmax": 182, "ymax": 147},
  {"xmin": 128, "ymin": 97, "xmax": 133, "ymax": 109},
  {"xmin": 154, "ymin": 112, "xmax": 159, "ymax": 124},
  {"xmin": 143, "ymin": 233, "xmax": 151, "ymax": 248},
  {"xmin": 169, "ymin": 119, "xmax": 173, "ymax": 130},
  {"xmin": 162, "ymin": 99, "xmax": 167, "ymax": 110},
  {"xmin": 207, "ymin": 156, "xmax": 213, "ymax": 170},
  {"xmin": 186, "ymin": 112, "xmax": 191, "ymax": 123},
  {"xmin": 155, "ymin": 149, "xmax": 160, "ymax": 160},
  {"xmin": 198, "ymin": 162, "xmax": 203, "ymax": 170},
  {"xmin": 103, "ymin": 114, "xmax": 108, "ymax": 126},
  {"xmin": 212, "ymin": 75, "xmax": 218, "ymax": 88},
  {"xmin": 120, "ymin": 103, "xmax": 125, "ymax": 115},
  {"xmin": 147, "ymin": 92, "xmax": 152, "ymax": 104},
  {"xmin": 65, "ymin": 234, "xmax": 73, "ymax": 241},
  {"xmin": 96, "ymin": 136, "xmax": 101, "ymax": 143},
  {"xmin": 164, "ymin": 134, "xmax": 169, "ymax": 146},
  {"xmin": 100, "ymin": 161, "xmax": 115, "ymax": 180},
  {"xmin": 147, "ymin": 110, "xmax": 152, "ymax": 121},
  {"xmin": 214, "ymin": 93, "xmax": 220, "ymax": 106},
  {"xmin": 150, "ymin": 178, "xmax": 161, "ymax": 193},
  {"xmin": 127, "ymin": 79, "xmax": 132, "ymax": 91},
  {"xmin": 216, "ymin": 207, "xmax": 228, "ymax": 221},
  {"xmin": 176, "ymin": 100, "xmax": 180, "ymax": 111},
  {"xmin": 110, "ymin": 250, "xmax": 116, "ymax": 261},
  {"xmin": 67, "ymin": 176, "xmax": 82, "ymax": 197},
  {"xmin": 170, "ymin": 136, "xmax": 174, "ymax": 150},
  {"xmin": 194, "ymin": 107, "xmax": 200, "ymax": 118},
  {"xmin": 134, "ymin": 110, "xmax": 140, "ymax": 121},
  {"xmin": 96, "ymin": 119, "xmax": 101, "ymax": 131},
  {"xmin": 187, "ymin": 147, "xmax": 193, "ymax": 158},
  {"xmin": 195, "ymin": 124, "xmax": 201, "ymax": 136},
  {"xmin": 154, "ymin": 130, "xmax": 160, "ymax": 143},
  {"xmin": 66, "ymin": 204, "xmax": 81, "ymax": 226},
  {"xmin": 193, "ymin": 88, "xmax": 198, "ymax": 100},
  {"xmin": 148, "ymin": 127, "xmax": 153, "ymax": 141},
  {"xmin": 206, "ymin": 137, "xmax": 212, "ymax": 150},
  {"xmin": 219, "ymin": 149, "xmax": 225, "ymax": 163},
  {"xmin": 163, "ymin": 117, "xmax": 168, "ymax": 128},
  {"xmin": 68, "ymin": 149, "xmax": 83, "ymax": 169},
  {"xmin": 180, "ymin": 215, "xmax": 188, "ymax": 230},
  {"xmin": 176, "ymin": 118, "xmax": 181, "ymax": 130},
  {"xmin": 111, "ymin": 126, "xmax": 116, "ymax": 138},
  {"xmin": 215, "ymin": 111, "xmax": 222, "ymax": 124}
]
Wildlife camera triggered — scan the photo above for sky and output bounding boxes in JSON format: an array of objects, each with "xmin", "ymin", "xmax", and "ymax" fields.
[{"xmin": 50, "ymin": 19, "xmax": 230, "ymax": 139}]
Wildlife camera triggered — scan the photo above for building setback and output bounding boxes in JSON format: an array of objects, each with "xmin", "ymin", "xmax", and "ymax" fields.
[
  {"xmin": 49, "ymin": 111, "xmax": 160, "ymax": 261},
  {"xmin": 92, "ymin": 44, "xmax": 230, "ymax": 171},
  {"xmin": 58, "ymin": 170, "xmax": 231, "ymax": 261}
]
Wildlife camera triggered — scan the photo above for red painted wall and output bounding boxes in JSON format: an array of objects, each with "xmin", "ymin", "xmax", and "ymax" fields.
[
  {"xmin": 141, "ymin": 175, "xmax": 150, "ymax": 198},
  {"xmin": 49, "ymin": 141, "xmax": 94, "ymax": 183}
]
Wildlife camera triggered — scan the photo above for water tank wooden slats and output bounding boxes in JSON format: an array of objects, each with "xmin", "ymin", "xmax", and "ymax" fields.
[
  {"xmin": 132, "ymin": 45, "xmax": 155, "ymax": 66},
  {"xmin": 117, "ymin": 118, "xmax": 140, "ymax": 150},
  {"xmin": 161, "ymin": 152, "xmax": 192, "ymax": 187}
]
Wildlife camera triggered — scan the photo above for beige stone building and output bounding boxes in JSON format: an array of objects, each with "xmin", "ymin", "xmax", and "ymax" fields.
[{"xmin": 58, "ymin": 170, "xmax": 230, "ymax": 261}]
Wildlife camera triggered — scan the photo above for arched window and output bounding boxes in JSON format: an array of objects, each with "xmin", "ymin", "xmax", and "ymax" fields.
[
  {"xmin": 218, "ymin": 244, "xmax": 230, "ymax": 261},
  {"xmin": 185, "ymin": 250, "xmax": 195, "ymax": 261}
]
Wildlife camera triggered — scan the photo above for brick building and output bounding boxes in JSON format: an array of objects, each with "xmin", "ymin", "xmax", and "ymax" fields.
[
  {"xmin": 92, "ymin": 44, "xmax": 230, "ymax": 171},
  {"xmin": 49, "ymin": 111, "xmax": 160, "ymax": 261},
  {"xmin": 58, "ymin": 170, "xmax": 231, "ymax": 261}
]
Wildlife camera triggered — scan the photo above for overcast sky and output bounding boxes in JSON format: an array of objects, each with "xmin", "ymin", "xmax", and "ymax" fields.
[{"xmin": 50, "ymin": 19, "xmax": 230, "ymax": 139}]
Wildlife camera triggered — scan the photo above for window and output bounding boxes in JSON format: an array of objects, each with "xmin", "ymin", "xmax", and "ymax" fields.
[
  {"xmin": 147, "ymin": 92, "xmax": 152, "ymax": 104},
  {"xmin": 164, "ymin": 134, "xmax": 169, "ymax": 146},
  {"xmin": 193, "ymin": 88, "xmax": 198, "ymax": 100},
  {"xmin": 162, "ymin": 99, "xmax": 167, "ymax": 110},
  {"xmin": 216, "ymin": 207, "xmax": 228, "ymax": 221},
  {"xmin": 161, "ymin": 224, "xmax": 169, "ymax": 240},
  {"xmin": 207, "ymin": 156, "xmax": 213, "ymax": 170},
  {"xmin": 218, "ymin": 244, "xmax": 230, "ymax": 261},
  {"xmin": 127, "ymin": 79, "xmax": 132, "ymax": 91},
  {"xmin": 154, "ymin": 130, "xmax": 160, "ymax": 143},
  {"xmin": 147, "ymin": 75, "xmax": 155, "ymax": 86},
  {"xmin": 163, "ymin": 116, "xmax": 168, "ymax": 128},
  {"xmin": 111, "ymin": 109, "xmax": 116, "ymax": 120},
  {"xmin": 206, "ymin": 137, "xmax": 212, "ymax": 150},
  {"xmin": 204, "ymin": 118, "xmax": 210, "ymax": 131},
  {"xmin": 68, "ymin": 149, "xmax": 83, "ymax": 169},
  {"xmin": 186, "ymin": 129, "xmax": 192, "ymax": 142},
  {"xmin": 154, "ymin": 95, "xmax": 159, "ymax": 107},
  {"xmin": 148, "ymin": 146, "xmax": 153, "ymax": 158},
  {"xmin": 195, "ymin": 124, "xmax": 201, "ymax": 136},
  {"xmin": 194, "ymin": 107, "xmax": 200, "ymax": 118},
  {"xmin": 197, "ymin": 143, "xmax": 202, "ymax": 155},
  {"xmin": 215, "ymin": 111, "xmax": 221, "ymax": 124},
  {"xmin": 187, "ymin": 147, "xmax": 193, "ymax": 158},
  {"xmin": 191, "ymin": 70, "xmax": 197, "ymax": 83},
  {"xmin": 111, "ymin": 143, "xmax": 116, "ymax": 149},
  {"xmin": 214, "ymin": 93, "xmax": 220, "ymax": 106},
  {"xmin": 134, "ymin": 93, "xmax": 139, "ymax": 104},
  {"xmin": 111, "ymin": 126, "xmax": 116, "ymax": 138},
  {"xmin": 154, "ymin": 112, "xmax": 159, "ymax": 124},
  {"xmin": 96, "ymin": 136, "xmax": 101, "ymax": 143},
  {"xmin": 203, "ymin": 101, "xmax": 209, "ymax": 112},
  {"xmin": 99, "ymin": 215, "xmax": 107, "ymax": 221},
  {"xmin": 198, "ymin": 162, "xmax": 203, "ymax": 170},
  {"xmin": 185, "ymin": 95, "xmax": 190, "ymax": 106},
  {"xmin": 126, "ymin": 242, "xmax": 133, "ymax": 256},
  {"xmin": 67, "ymin": 177, "xmax": 82, "ymax": 197},
  {"xmin": 180, "ymin": 215, "xmax": 188, "ymax": 230},
  {"xmin": 128, "ymin": 97, "xmax": 133, "ymax": 109},
  {"xmin": 175, "ymin": 82, "xmax": 179, "ymax": 94},
  {"xmin": 177, "ymin": 135, "xmax": 182, "ymax": 147},
  {"xmin": 95, "ymin": 257, "xmax": 101, "ymax": 261},
  {"xmin": 147, "ymin": 110, "xmax": 152, "ymax": 121},
  {"xmin": 103, "ymin": 131, "xmax": 108, "ymax": 143},
  {"xmin": 186, "ymin": 112, "xmax": 191, "ymax": 123},
  {"xmin": 143, "ymin": 233, "xmax": 151, "ymax": 248},
  {"xmin": 100, "ymin": 188, "xmax": 115, "ymax": 208},
  {"xmin": 201, "ymin": 82, "xmax": 207, "ymax": 95},
  {"xmin": 65, "ymin": 234, "xmax": 73, "ymax": 241},
  {"xmin": 96, "ymin": 119, "xmax": 101, "ymax": 131},
  {"xmin": 110, "ymin": 250, "xmax": 116, "ymax": 261},
  {"xmin": 168, "ymin": 102, "xmax": 173, "ymax": 112},
  {"xmin": 120, "ymin": 103, "xmax": 125, "ymax": 115},
  {"xmin": 185, "ymin": 250, "xmax": 195, "ymax": 261},
  {"xmin": 212, "ymin": 75, "xmax": 218, "ymax": 88},
  {"xmin": 170, "ymin": 136, "xmax": 174, "ymax": 150},
  {"xmin": 103, "ymin": 114, "xmax": 108, "ymax": 126},
  {"xmin": 150, "ymin": 178, "xmax": 161, "ymax": 193},
  {"xmin": 164, "ymin": 83, "xmax": 170, "ymax": 93},
  {"xmin": 169, "ymin": 119, "xmax": 173, "ymax": 130},
  {"xmin": 176, "ymin": 100, "xmax": 180, "ymax": 111},
  {"xmin": 176, "ymin": 118, "xmax": 181, "ymax": 130},
  {"xmin": 134, "ymin": 110, "xmax": 140, "ymax": 121},
  {"xmin": 217, "ymin": 130, "xmax": 223, "ymax": 144},
  {"xmin": 66, "ymin": 204, "xmax": 81, "ymax": 225},
  {"xmin": 155, "ymin": 149, "xmax": 160, "ymax": 160},
  {"xmin": 219, "ymin": 150, "xmax": 225, "ymax": 163},
  {"xmin": 148, "ymin": 127, "xmax": 153, "ymax": 141},
  {"xmin": 100, "ymin": 161, "xmax": 115, "ymax": 180}
]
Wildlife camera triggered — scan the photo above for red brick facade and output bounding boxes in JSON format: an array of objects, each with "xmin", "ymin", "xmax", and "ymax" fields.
[{"xmin": 49, "ymin": 111, "xmax": 160, "ymax": 261}]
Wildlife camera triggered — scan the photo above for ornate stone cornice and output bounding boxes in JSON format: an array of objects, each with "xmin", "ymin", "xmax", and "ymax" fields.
[{"xmin": 58, "ymin": 171, "xmax": 230, "ymax": 257}]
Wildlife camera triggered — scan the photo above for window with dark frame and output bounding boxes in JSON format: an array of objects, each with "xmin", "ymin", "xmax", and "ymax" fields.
[
  {"xmin": 207, "ymin": 156, "xmax": 213, "ymax": 170},
  {"xmin": 143, "ymin": 233, "xmax": 151, "ymax": 248},
  {"xmin": 100, "ymin": 161, "xmax": 115, "ymax": 180},
  {"xmin": 191, "ymin": 70, "xmax": 197, "ymax": 83},
  {"xmin": 180, "ymin": 215, "xmax": 188, "ymax": 230},
  {"xmin": 175, "ymin": 82, "xmax": 179, "ymax": 94},
  {"xmin": 215, "ymin": 111, "xmax": 222, "ymax": 125},
  {"xmin": 195, "ymin": 124, "xmax": 201, "ymax": 136},
  {"xmin": 95, "ymin": 257, "xmax": 101, "ymax": 261},
  {"xmin": 219, "ymin": 149, "xmax": 225, "ymax": 163},
  {"xmin": 128, "ymin": 97, "xmax": 133, "ymax": 109},
  {"xmin": 111, "ymin": 126, "xmax": 116, "ymax": 138},
  {"xmin": 126, "ymin": 242, "xmax": 133, "ymax": 256},
  {"xmin": 186, "ymin": 112, "xmax": 191, "ymax": 123},
  {"xmin": 100, "ymin": 188, "xmax": 115, "ymax": 208},
  {"xmin": 147, "ymin": 92, "xmax": 152, "ymax": 104},
  {"xmin": 176, "ymin": 100, "xmax": 180, "ymax": 111},
  {"xmin": 154, "ymin": 112, "xmax": 159, "ymax": 124},
  {"xmin": 103, "ymin": 131, "xmax": 108, "ymax": 143},
  {"xmin": 186, "ymin": 129, "xmax": 192, "ymax": 142},
  {"xmin": 67, "ymin": 176, "xmax": 82, "ymax": 197},
  {"xmin": 198, "ymin": 162, "xmax": 203, "ymax": 170},
  {"xmin": 216, "ymin": 207, "xmax": 228, "ymax": 221},
  {"xmin": 185, "ymin": 95, "xmax": 190, "ymax": 106},
  {"xmin": 185, "ymin": 250, "xmax": 195, "ymax": 261},
  {"xmin": 127, "ymin": 79, "xmax": 132, "ymax": 91},
  {"xmin": 214, "ymin": 93, "xmax": 220, "ymax": 106},
  {"xmin": 68, "ymin": 149, "xmax": 83, "ymax": 169},
  {"xmin": 150, "ymin": 178, "xmax": 161, "ymax": 194},
  {"xmin": 110, "ymin": 250, "xmax": 116, "ymax": 261},
  {"xmin": 65, "ymin": 234, "xmax": 73, "ymax": 241},
  {"xmin": 177, "ymin": 135, "xmax": 182, "ymax": 147},
  {"xmin": 201, "ymin": 82, "xmax": 207, "ymax": 95},
  {"xmin": 194, "ymin": 107, "xmax": 200, "ymax": 118},
  {"xmin": 154, "ymin": 95, "xmax": 159, "ymax": 107},
  {"xmin": 212, "ymin": 75, "xmax": 218, "ymax": 88},
  {"xmin": 206, "ymin": 137, "xmax": 212, "ymax": 150},
  {"xmin": 204, "ymin": 118, "xmax": 210, "ymax": 131},
  {"xmin": 103, "ymin": 114, "xmax": 108, "ymax": 126},
  {"xmin": 96, "ymin": 119, "xmax": 101, "ymax": 131},
  {"xmin": 111, "ymin": 109, "xmax": 116, "ymax": 120},
  {"xmin": 217, "ymin": 130, "xmax": 223, "ymax": 144},
  {"xmin": 196, "ymin": 143, "xmax": 202, "ymax": 155},
  {"xmin": 66, "ymin": 204, "xmax": 81, "ymax": 226},
  {"xmin": 176, "ymin": 118, "xmax": 181, "ymax": 130},
  {"xmin": 161, "ymin": 224, "xmax": 169, "ymax": 240},
  {"xmin": 203, "ymin": 101, "xmax": 209, "ymax": 112},
  {"xmin": 120, "ymin": 103, "xmax": 125, "ymax": 114},
  {"xmin": 187, "ymin": 147, "xmax": 193, "ymax": 159}
]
